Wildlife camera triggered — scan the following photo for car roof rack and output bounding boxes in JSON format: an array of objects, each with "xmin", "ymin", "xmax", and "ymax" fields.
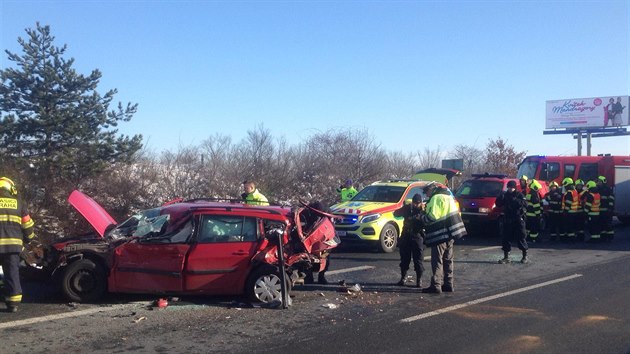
[{"xmin": 471, "ymin": 173, "xmax": 508, "ymax": 179}]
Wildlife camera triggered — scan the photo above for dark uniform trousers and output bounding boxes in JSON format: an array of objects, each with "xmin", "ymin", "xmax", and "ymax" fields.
[
  {"xmin": 399, "ymin": 235, "xmax": 424, "ymax": 275},
  {"xmin": 1, "ymin": 254, "xmax": 22, "ymax": 302},
  {"xmin": 502, "ymin": 217, "xmax": 528, "ymax": 253}
]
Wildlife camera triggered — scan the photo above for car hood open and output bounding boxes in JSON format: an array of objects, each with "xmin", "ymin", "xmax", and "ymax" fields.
[{"xmin": 67, "ymin": 190, "xmax": 117, "ymax": 238}]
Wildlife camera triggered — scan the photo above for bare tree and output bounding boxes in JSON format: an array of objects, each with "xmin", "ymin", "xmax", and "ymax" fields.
[
  {"xmin": 450, "ymin": 144, "xmax": 485, "ymax": 177},
  {"xmin": 416, "ymin": 146, "xmax": 444, "ymax": 170},
  {"xmin": 484, "ymin": 137, "xmax": 527, "ymax": 177}
]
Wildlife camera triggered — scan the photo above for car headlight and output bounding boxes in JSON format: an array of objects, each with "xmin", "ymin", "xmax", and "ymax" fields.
[
  {"xmin": 361, "ymin": 213, "xmax": 381, "ymax": 223},
  {"xmin": 478, "ymin": 207, "xmax": 491, "ymax": 214}
]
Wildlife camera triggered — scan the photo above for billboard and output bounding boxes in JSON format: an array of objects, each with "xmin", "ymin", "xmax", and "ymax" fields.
[{"xmin": 545, "ymin": 96, "xmax": 629, "ymax": 129}]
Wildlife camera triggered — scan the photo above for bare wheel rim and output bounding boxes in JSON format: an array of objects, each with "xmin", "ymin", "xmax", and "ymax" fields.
[
  {"xmin": 383, "ymin": 227, "xmax": 396, "ymax": 249},
  {"xmin": 253, "ymin": 274, "xmax": 282, "ymax": 302}
]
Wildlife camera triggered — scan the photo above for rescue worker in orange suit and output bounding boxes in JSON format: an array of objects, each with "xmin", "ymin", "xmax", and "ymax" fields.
[
  {"xmin": 0, "ymin": 177, "xmax": 36, "ymax": 313},
  {"xmin": 525, "ymin": 180, "xmax": 542, "ymax": 243},
  {"xmin": 496, "ymin": 180, "xmax": 529, "ymax": 264},
  {"xmin": 575, "ymin": 179, "xmax": 587, "ymax": 241},
  {"xmin": 393, "ymin": 193, "xmax": 424, "ymax": 288},
  {"xmin": 583, "ymin": 181, "xmax": 601, "ymax": 242},
  {"xmin": 597, "ymin": 176, "xmax": 615, "ymax": 241},
  {"xmin": 561, "ymin": 178, "xmax": 580, "ymax": 242},
  {"xmin": 544, "ymin": 181, "xmax": 563, "ymax": 241}
]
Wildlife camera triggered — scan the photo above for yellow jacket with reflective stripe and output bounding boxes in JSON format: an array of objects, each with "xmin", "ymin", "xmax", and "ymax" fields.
[{"xmin": 0, "ymin": 192, "xmax": 35, "ymax": 254}]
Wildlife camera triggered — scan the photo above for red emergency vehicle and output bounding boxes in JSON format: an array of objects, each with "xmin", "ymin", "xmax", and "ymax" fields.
[{"xmin": 517, "ymin": 155, "xmax": 630, "ymax": 224}]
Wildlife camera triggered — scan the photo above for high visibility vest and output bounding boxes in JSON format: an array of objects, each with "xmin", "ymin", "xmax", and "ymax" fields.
[
  {"xmin": 338, "ymin": 187, "xmax": 358, "ymax": 201},
  {"xmin": 423, "ymin": 192, "xmax": 467, "ymax": 246},
  {"xmin": 526, "ymin": 193, "xmax": 541, "ymax": 217},
  {"xmin": 244, "ymin": 189, "xmax": 269, "ymax": 206},
  {"xmin": 563, "ymin": 190, "xmax": 580, "ymax": 213},
  {"xmin": 545, "ymin": 190, "xmax": 563, "ymax": 213},
  {"xmin": 585, "ymin": 193, "xmax": 601, "ymax": 216}
]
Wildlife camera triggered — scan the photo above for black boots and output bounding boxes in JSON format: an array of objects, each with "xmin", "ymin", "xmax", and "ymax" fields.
[
  {"xmin": 521, "ymin": 250, "xmax": 529, "ymax": 264},
  {"xmin": 415, "ymin": 271, "xmax": 422, "ymax": 288},
  {"xmin": 317, "ymin": 272, "xmax": 329, "ymax": 285},
  {"xmin": 396, "ymin": 271, "xmax": 407, "ymax": 286},
  {"xmin": 498, "ymin": 251, "xmax": 510, "ymax": 264}
]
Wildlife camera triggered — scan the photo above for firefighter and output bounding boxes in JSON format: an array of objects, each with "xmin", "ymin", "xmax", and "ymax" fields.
[
  {"xmin": 583, "ymin": 181, "xmax": 601, "ymax": 242},
  {"xmin": 421, "ymin": 183, "xmax": 466, "ymax": 294},
  {"xmin": 241, "ymin": 180, "xmax": 269, "ymax": 206},
  {"xmin": 525, "ymin": 179, "xmax": 542, "ymax": 243},
  {"xmin": 336, "ymin": 179, "xmax": 358, "ymax": 202},
  {"xmin": 597, "ymin": 176, "xmax": 615, "ymax": 241},
  {"xmin": 393, "ymin": 193, "xmax": 425, "ymax": 288},
  {"xmin": 575, "ymin": 179, "xmax": 587, "ymax": 241},
  {"xmin": 544, "ymin": 181, "xmax": 563, "ymax": 241},
  {"xmin": 0, "ymin": 177, "xmax": 36, "ymax": 313},
  {"xmin": 561, "ymin": 177, "xmax": 580, "ymax": 242},
  {"xmin": 496, "ymin": 180, "xmax": 529, "ymax": 264},
  {"xmin": 519, "ymin": 175, "xmax": 530, "ymax": 195}
]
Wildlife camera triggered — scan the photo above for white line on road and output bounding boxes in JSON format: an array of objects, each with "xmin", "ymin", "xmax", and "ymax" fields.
[
  {"xmin": 0, "ymin": 302, "xmax": 151, "ymax": 330},
  {"xmin": 327, "ymin": 265, "xmax": 375, "ymax": 275},
  {"xmin": 472, "ymin": 246, "xmax": 502, "ymax": 251},
  {"xmin": 400, "ymin": 273, "xmax": 583, "ymax": 323}
]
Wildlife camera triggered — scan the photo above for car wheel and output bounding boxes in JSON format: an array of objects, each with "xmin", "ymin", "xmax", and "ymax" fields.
[
  {"xmin": 379, "ymin": 223, "xmax": 398, "ymax": 253},
  {"xmin": 246, "ymin": 266, "xmax": 291, "ymax": 303},
  {"xmin": 61, "ymin": 258, "xmax": 107, "ymax": 303}
]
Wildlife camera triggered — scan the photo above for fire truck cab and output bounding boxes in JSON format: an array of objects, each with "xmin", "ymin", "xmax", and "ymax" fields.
[{"xmin": 517, "ymin": 155, "xmax": 630, "ymax": 224}]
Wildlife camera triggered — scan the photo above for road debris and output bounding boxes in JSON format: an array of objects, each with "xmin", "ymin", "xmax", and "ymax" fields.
[
  {"xmin": 132, "ymin": 316, "xmax": 147, "ymax": 323},
  {"xmin": 322, "ymin": 303, "xmax": 338, "ymax": 309}
]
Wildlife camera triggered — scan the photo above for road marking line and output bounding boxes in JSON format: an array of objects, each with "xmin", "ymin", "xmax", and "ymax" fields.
[
  {"xmin": 327, "ymin": 265, "xmax": 375, "ymax": 275},
  {"xmin": 472, "ymin": 246, "xmax": 502, "ymax": 251},
  {"xmin": 400, "ymin": 274, "xmax": 583, "ymax": 323},
  {"xmin": 0, "ymin": 302, "xmax": 151, "ymax": 330}
]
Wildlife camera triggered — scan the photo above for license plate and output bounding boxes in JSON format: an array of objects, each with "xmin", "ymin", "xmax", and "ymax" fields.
[{"xmin": 335, "ymin": 231, "xmax": 347, "ymax": 236}]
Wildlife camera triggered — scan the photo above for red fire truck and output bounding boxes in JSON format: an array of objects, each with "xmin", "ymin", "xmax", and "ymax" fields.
[{"xmin": 517, "ymin": 155, "xmax": 630, "ymax": 224}]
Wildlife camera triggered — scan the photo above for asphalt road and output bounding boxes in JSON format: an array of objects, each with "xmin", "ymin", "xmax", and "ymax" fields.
[{"xmin": 1, "ymin": 224, "xmax": 630, "ymax": 354}]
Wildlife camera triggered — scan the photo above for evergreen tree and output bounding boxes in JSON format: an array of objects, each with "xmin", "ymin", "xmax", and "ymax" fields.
[{"xmin": 0, "ymin": 23, "xmax": 142, "ymax": 207}]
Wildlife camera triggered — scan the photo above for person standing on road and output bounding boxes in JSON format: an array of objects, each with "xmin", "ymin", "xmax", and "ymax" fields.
[
  {"xmin": 421, "ymin": 183, "xmax": 466, "ymax": 294},
  {"xmin": 544, "ymin": 181, "xmax": 563, "ymax": 241},
  {"xmin": 597, "ymin": 176, "xmax": 615, "ymax": 241},
  {"xmin": 495, "ymin": 180, "xmax": 529, "ymax": 264},
  {"xmin": 241, "ymin": 180, "xmax": 269, "ymax": 206},
  {"xmin": 336, "ymin": 179, "xmax": 358, "ymax": 202},
  {"xmin": 525, "ymin": 180, "xmax": 542, "ymax": 243},
  {"xmin": 0, "ymin": 177, "xmax": 37, "ymax": 313},
  {"xmin": 575, "ymin": 179, "xmax": 587, "ymax": 241},
  {"xmin": 583, "ymin": 181, "xmax": 602, "ymax": 242},
  {"xmin": 561, "ymin": 178, "xmax": 580, "ymax": 242},
  {"xmin": 393, "ymin": 193, "xmax": 425, "ymax": 288}
]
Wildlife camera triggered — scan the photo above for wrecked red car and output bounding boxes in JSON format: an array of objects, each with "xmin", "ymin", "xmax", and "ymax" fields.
[{"xmin": 38, "ymin": 191, "xmax": 339, "ymax": 303}]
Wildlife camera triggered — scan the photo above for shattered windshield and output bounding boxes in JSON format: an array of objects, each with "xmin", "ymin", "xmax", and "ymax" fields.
[
  {"xmin": 109, "ymin": 208, "xmax": 170, "ymax": 240},
  {"xmin": 352, "ymin": 186, "xmax": 405, "ymax": 203}
]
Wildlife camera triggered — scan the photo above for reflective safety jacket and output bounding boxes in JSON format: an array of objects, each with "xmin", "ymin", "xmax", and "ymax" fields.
[
  {"xmin": 584, "ymin": 192, "xmax": 601, "ymax": 216},
  {"xmin": 526, "ymin": 191, "xmax": 541, "ymax": 217},
  {"xmin": 422, "ymin": 189, "xmax": 467, "ymax": 246},
  {"xmin": 563, "ymin": 189, "xmax": 580, "ymax": 213},
  {"xmin": 544, "ymin": 189, "xmax": 563, "ymax": 213},
  {"xmin": 598, "ymin": 184, "xmax": 614, "ymax": 212},
  {"xmin": 336, "ymin": 186, "xmax": 358, "ymax": 202},
  {"xmin": 244, "ymin": 189, "xmax": 269, "ymax": 206},
  {"xmin": 0, "ymin": 191, "xmax": 35, "ymax": 254}
]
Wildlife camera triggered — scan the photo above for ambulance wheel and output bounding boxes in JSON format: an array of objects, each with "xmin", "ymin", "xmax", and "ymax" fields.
[{"xmin": 379, "ymin": 224, "xmax": 398, "ymax": 253}]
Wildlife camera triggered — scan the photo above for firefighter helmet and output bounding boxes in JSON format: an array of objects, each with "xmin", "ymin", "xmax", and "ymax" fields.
[
  {"xmin": 562, "ymin": 177, "xmax": 574, "ymax": 186},
  {"xmin": 575, "ymin": 179, "xmax": 584, "ymax": 186},
  {"xmin": 529, "ymin": 180, "xmax": 541, "ymax": 191},
  {"xmin": 586, "ymin": 181, "xmax": 597, "ymax": 189},
  {"xmin": 0, "ymin": 177, "xmax": 17, "ymax": 195},
  {"xmin": 520, "ymin": 175, "xmax": 528, "ymax": 181},
  {"xmin": 597, "ymin": 176, "xmax": 607, "ymax": 184},
  {"xmin": 549, "ymin": 181, "xmax": 559, "ymax": 188}
]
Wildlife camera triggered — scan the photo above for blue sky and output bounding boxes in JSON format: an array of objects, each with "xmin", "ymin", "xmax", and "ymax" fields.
[{"xmin": 2, "ymin": 0, "xmax": 629, "ymax": 157}]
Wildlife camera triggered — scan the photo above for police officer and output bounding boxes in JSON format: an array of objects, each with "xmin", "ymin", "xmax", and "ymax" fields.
[
  {"xmin": 0, "ymin": 177, "xmax": 36, "ymax": 313},
  {"xmin": 525, "ymin": 180, "xmax": 542, "ymax": 243},
  {"xmin": 597, "ymin": 176, "xmax": 615, "ymax": 241},
  {"xmin": 336, "ymin": 179, "xmax": 358, "ymax": 202},
  {"xmin": 544, "ymin": 181, "xmax": 563, "ymax": 241},
  {"xmin": 496, "ymin": 180, "xmax": 529, "ymax": 264},
  {"xmin": 583, "ymin": 181, "xmax": 601, "ymax": 242},
  {"xmin": 393, "ymin": 194, "xmax": 424, "ymax": 288},
  {"xmin": 562, "ymin": 178, "xmax": 580, "ymax": 242},
  {"xmin": 421, "ymin": 183, "xmax": 466, "ymax": 294}
]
